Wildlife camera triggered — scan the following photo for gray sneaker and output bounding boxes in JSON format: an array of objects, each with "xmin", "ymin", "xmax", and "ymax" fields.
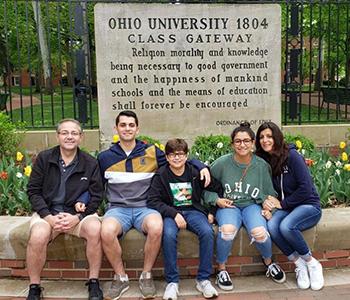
[
  {"xmin": 104, "ymin": 274, "xmax": 129, "ymax": 300},
  {"xmin": 139, "ymin": 271, "xmax": 156, "ymax": 299}
]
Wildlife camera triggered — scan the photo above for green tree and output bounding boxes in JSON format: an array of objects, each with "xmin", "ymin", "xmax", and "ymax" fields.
[
  {"xmin": 0, "ymin": 1, "xmax": 77, "ymax": 91},
  {"xmin": 300, "ymin": 3, "xmax": 350, "ymax": 88}
]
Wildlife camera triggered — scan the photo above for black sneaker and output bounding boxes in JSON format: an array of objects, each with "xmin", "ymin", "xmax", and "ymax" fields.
[
  {"xmin": 26, "ymin": 284, "xmax": 43, "ymax": 300},
  {"xmin": 215, "ymin": 270, "xmax": 233, "ymax": 291},
  {"xmin": 86, "ymin": 278, "xmax": 103, "ymax": 300},
  {"xmin": 265, "ymin": 262, "xmax": 286, "ymax": 283}
]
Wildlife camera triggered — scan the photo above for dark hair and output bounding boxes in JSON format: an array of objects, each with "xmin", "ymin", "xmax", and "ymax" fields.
[
  {"xmin": 165, "ymin": 138, "xmax": 188, "ymax": 155},
  {"xmin": 115, "ymin": 110, "xmax": 138, "ymax": 126},
  {"xmin": 56, "ymin": 118, "xmax": 82, "ymax": 133},
  {"xmin": 255, "ymin": 122, "xmax": 289, "ymax": 176},
  {"xmin": 230, "ymin": 122, "xmax": 255, "ymax": 142}
]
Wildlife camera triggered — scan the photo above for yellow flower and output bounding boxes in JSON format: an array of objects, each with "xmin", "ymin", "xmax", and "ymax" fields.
[
  {"xmin": 112, "ymin": 135, "xmax": 119, "ymax": 143},
  {"xmin": 24, "ymin": 166, "xmax": 32, "ymax": 177},
  {"xmin": 344, "ymin": 164, "xmax": 350, "ymax": 171},
  {"xmin": 295, "ymin": 140, "xmax": 302, "ymax": 150},
  {"xmin": 16, "ymin": 151, "xmax": 24, "ymax": 162},
  {"xmin": 155, "ymin": 143, "xmax": 165, "ymax": 151},
  {"xmin": 340, "ymin": 141, "xmax": 347, "ymax": 149},
  {"xmin": 341, "ymin": 152, "xmax": 348, "ymax": 162}
]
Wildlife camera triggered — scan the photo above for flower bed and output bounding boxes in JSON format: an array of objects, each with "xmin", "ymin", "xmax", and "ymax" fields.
[
  {"xmin": 0, "ymin": 152, "xmax": 32, "ymax": 215},
  {"xmin": 0, "ymin": 120, "xmax": 349, "ymax": 215},
  {"xmin": 190, "ymin": 133, "xmax": 350, "ymax": 208}
]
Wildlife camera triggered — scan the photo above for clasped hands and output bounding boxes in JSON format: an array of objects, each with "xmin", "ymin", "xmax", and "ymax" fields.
[
  {"xmin": 44, "ymin": 212, "xmax": 80, "ymax": 232},
  {"xmin": 214, "ymin": 195, "xmax": 281, "ymax": 221},
  {"xmin": 262, "ymin": 195, "xmax": 282, "ymax": 220}
]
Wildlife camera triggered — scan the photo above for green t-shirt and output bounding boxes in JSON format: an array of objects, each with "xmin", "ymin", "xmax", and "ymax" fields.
[{"xmin": 203, "ymin": 153, "xmax": 277, "ymax": 207}]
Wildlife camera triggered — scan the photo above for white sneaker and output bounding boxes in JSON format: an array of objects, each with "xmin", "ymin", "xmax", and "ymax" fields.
[
  {"xmin": 295, "ymin": 260, "xmax": 310, "ymax": 289},
  {"xmin": 163, "ymin": 282, "xmax": 179, "ymax": 300},
  {"xmin": 196, "ymin": 280, "xmax": 218, "ymax": 299},
  {"xmin": 307, "ymin": 260, "xmax": 324, "ymax": 291}
]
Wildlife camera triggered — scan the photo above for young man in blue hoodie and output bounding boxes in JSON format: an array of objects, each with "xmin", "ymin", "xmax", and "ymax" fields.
[{"xmin": 98, "ymin": 111, "xmax": 210, "ymax": 300}]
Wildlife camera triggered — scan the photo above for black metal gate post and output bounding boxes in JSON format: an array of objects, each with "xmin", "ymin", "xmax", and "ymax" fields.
[
  {"xmin": 73, "ymin": 1, "xmax": 90, "ymax": 125},
  {"xmin": 284, "ymin": 1, "xmax": 302, "ymax": 124}
]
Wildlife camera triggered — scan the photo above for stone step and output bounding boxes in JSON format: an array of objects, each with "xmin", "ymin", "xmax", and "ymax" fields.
[{"xmin": 1, "ymin": 267, "xmax": 350, "ymax": 299}]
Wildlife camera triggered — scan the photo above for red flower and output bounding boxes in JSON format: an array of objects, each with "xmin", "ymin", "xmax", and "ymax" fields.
[
  {"xmin": 0, "ymin": 171, "xmax": 8, "ymax": 180},
  {"xmin": 305, "ymin": 158, "xmax": 314, "ymax": 167},
  {"xmin": 142, "ymin": 140, "xmax": 148, "ymax": 144}
]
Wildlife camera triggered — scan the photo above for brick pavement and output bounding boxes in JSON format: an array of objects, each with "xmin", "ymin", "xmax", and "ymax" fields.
[
  {"xmin": 1, "ymin": 268, "xmax": 350, "ymax": 300},
  {"xmin": 2, "ymin": 285, "xmax": 350, "ymax": 300}
]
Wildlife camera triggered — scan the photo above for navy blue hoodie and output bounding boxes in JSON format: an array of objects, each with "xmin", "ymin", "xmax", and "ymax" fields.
[{"xmin": 273, "ymin": 145, "xmax": 320, "ymax": 210}]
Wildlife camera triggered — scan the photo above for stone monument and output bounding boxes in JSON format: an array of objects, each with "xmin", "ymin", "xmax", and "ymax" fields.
[{"xmin": 94, "ymin": 3, "xmax": 281, "ymax": 146}]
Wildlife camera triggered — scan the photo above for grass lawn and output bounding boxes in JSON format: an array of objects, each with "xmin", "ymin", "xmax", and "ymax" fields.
[
  {"xmin": 7, "ymin": 86, "xmax": 99, "ymax": 129},
  {"xmin": 282, "ymin": 100, "xmax": 350, "ymax": 124},
  {"xmin": 4, "ymin": 87, "xmax": 349, "ymax": 128}
]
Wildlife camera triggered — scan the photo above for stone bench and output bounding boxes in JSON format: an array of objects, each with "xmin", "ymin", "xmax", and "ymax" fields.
[{"xmin": 1, "ymin": 208, "xmax": 350, "ymax": 280}]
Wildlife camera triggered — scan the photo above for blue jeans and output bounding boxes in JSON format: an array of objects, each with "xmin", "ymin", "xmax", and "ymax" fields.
[
  {"xmin": 267, "ymin": 205, "xmax": 322, "ymax": 260},
  {"xmin": 216, "ymin": 204, "xmax": 272, "ymax": 264},
  {"xmin": 162, "ymin": 210, "xmax": 214, "ymax": 283}
]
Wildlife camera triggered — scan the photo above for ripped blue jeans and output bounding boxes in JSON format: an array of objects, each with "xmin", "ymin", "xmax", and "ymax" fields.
[{"xmin": 215, "ymin": 204, "xmax": 271, "ymax": 264}]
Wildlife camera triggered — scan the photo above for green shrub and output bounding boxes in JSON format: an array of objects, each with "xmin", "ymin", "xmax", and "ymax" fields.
[
  {"xmin": 137, "ymin": 135, "xmax": 162, "ymax": 146},
  {"xmin": 0, "ymin": 113, "xmax": 25, "ymax": 158},
  {"xmin": 190, "ymin": 135, "xmax": 231, "ymax": 165},
  {"xmin": 284, "ymin": 132, "xmax": 315, "ymax": 154}
]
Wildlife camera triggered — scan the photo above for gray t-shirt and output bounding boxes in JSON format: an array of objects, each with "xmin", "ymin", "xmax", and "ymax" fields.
[{"xmin": 51, "ymin": 155, "xmax": 78, "ymax": 214}]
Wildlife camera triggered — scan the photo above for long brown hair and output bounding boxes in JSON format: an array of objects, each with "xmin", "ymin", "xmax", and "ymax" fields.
[{"xmin": 255, "ymin": 122, "xmax": 289, "ymax": 177}]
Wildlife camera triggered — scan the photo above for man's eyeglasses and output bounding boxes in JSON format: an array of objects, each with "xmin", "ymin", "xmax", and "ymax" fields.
[
  {"xmin": 58, "ymin": 131, "xmax": 81, "ymax": 137},
  {"xmin": 233, "ymin": 139, "xmax": 252, "ymax": 146},
  {"xmin": 167, "ymin": 152, "xmax": 187, "ymax": 159}
]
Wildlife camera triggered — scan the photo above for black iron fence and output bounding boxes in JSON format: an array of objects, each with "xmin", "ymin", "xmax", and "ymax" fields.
[{"xmin": 0, "ymin": 0, "xmax": 349, "ymax": 129}]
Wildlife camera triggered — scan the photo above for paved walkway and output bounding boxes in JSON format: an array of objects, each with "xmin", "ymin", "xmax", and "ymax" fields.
[
  {"xmin": 1, "ymin": 268, "xmax": 350, "ymax": 300},
  {"xmin": 285, "ymin": 92, "xmax": 350, "ymax": 118},
  {"xmin": 6, "ymin": 93, "xmax": 40, "ymax": 110}
]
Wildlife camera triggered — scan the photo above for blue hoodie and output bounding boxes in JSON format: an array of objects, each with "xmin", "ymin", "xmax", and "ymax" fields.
[
  {"xmin": 98, "ymin": 140, "xmax": 166, "ymax": 208},
  {"xmin": 272, "ymin": 145, "xmax": 320, "ymax": 210},
  {"xmin": 98, "ymin": 140, "xmax": 206, "ymax": 209}
]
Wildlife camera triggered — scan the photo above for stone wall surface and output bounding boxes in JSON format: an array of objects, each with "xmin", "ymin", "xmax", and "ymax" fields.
[
  {"xmin": 94, "ymin": 3, "xmax": 281, "ymax": 149},
  {"xmin": 20, "ymin": 124, "xmax": 350, "ymax": 153}
]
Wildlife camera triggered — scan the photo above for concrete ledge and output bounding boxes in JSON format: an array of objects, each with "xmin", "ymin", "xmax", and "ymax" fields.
[
  {"xmin": 282, "ymin": 124, "xmax": 350, "ymax": 147},
  {"xmin": 0, "ymin": 208, "xmax": 349, "ymax": 280},
  {"xmin": 21, "ymin": 130, "xmax": 100, "ymax": 153},
  {"xmin": 1, "ymin": 208, "xmax": 349, "ymax": 261},
  {"xmin": 21, "ymin": 124, "xmax": 350, "ymax": 153}
]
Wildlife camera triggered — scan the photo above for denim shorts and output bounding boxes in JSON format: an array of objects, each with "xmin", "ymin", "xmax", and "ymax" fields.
[{"xmin": 104, "ymin": 206, "xmax": 160, "ymax": 236}]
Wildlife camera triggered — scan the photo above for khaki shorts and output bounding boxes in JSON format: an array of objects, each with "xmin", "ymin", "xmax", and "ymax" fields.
[{"xmin": 29, "ymin": 212, "xmax": 100, "ymax": 239}]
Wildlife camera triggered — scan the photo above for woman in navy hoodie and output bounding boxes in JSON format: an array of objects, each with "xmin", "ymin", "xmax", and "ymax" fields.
[{"xmin": 255, "ymin": 122, "xmax": 324, "ymax": 291}]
